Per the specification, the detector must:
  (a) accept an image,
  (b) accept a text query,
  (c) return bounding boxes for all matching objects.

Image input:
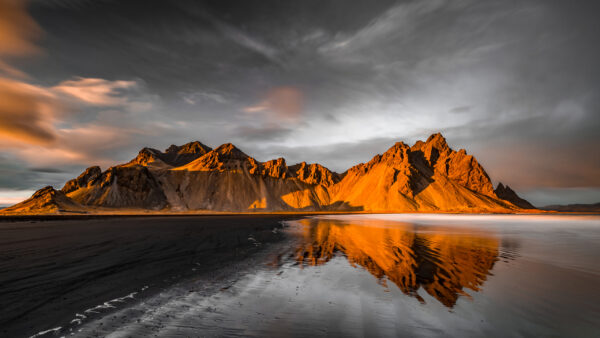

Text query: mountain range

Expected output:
[1,133,536,214]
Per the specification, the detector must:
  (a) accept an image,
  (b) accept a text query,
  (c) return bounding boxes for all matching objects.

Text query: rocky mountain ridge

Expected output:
[2,133,536,214]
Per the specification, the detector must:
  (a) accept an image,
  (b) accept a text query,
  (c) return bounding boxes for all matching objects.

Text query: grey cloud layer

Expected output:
[1,0,598,205]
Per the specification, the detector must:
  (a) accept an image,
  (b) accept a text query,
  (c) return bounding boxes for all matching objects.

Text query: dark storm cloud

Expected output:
[0,0,598,205]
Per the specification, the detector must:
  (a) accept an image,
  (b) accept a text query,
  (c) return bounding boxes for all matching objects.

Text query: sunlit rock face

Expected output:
[3,133,535,214]
[289,162,341,187]
[67,165,168,209]
[332,133,508,212]
[61,166,101,194]
[294,218,499,307]
[411,133,495,197]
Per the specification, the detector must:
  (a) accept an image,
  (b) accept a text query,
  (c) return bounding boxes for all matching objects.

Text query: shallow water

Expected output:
[60,215,600,337]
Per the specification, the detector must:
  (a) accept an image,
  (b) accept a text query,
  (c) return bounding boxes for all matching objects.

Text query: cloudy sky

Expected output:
[0,0,598,206]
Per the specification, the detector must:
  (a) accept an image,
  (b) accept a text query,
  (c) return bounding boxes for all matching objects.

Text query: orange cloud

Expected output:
[0,0,155,169]
[0,0,57,145]
[243,86,304,121]
[10,122,146,168]
[53,77,139,106]
[0,0,42,76]
[0,77,58,145]
[0,75,152,148]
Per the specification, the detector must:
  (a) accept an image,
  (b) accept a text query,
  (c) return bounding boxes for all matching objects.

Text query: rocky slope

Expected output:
[2,133,536,214]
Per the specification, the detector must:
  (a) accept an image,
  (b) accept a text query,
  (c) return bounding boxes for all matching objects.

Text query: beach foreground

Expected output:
[0,215,293,337]
[2,214,599,337]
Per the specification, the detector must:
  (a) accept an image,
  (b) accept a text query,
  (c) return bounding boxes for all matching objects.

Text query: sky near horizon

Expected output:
[0,0,598,206]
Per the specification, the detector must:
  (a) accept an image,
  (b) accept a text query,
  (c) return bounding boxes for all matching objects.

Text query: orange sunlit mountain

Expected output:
[294,218,499,307]
[1,133,535,214]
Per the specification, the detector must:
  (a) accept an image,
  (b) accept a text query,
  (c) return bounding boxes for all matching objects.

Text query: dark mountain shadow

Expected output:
[407,150,435,196]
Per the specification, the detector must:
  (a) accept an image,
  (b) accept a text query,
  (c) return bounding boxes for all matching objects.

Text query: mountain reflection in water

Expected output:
[294,218,499,307]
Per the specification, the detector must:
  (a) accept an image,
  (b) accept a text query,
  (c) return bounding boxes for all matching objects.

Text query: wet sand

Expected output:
[0,215,299,337]
[65,214,600,338]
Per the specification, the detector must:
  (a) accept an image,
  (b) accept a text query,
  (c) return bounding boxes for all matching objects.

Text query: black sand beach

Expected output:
[2,214,599,337]
[0,215,296,337]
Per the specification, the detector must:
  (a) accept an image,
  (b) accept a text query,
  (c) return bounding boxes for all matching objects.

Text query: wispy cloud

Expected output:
[181,90,229,105]
[53,77,139,106]
[318,0,450,57]
[208,16,283,66]
[176,4,285,67]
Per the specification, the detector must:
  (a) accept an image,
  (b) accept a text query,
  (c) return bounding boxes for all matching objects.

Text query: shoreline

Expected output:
[0,209,581,222]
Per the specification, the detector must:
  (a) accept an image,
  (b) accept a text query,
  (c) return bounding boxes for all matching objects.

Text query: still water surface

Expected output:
[73,214,600,337]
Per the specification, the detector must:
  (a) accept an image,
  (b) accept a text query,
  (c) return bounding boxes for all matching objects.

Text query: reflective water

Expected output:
[72,214,600,337]
[293,217,500,307]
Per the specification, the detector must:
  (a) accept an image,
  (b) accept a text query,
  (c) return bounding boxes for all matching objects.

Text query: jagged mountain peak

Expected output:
[128,141,213,168]
[127,147,168,167]
[165,144,178,153]
[426,132,449,147]
[410,132,450,154]
[214,143,248,159]
[141,147,161,154]
[135,147,162,159]
[411,133,451,159]
[382,142,411,162]
[32,186,60,199]
[62,166,102,194]
[175,143,253,172]
[263,157,287,167]
[165,141,212,155]
[256,157,290,179]
[289,161,340,187]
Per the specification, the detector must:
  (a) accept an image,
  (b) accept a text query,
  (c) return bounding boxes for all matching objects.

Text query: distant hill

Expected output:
[542,202,600,212]
[1,133,537,214]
